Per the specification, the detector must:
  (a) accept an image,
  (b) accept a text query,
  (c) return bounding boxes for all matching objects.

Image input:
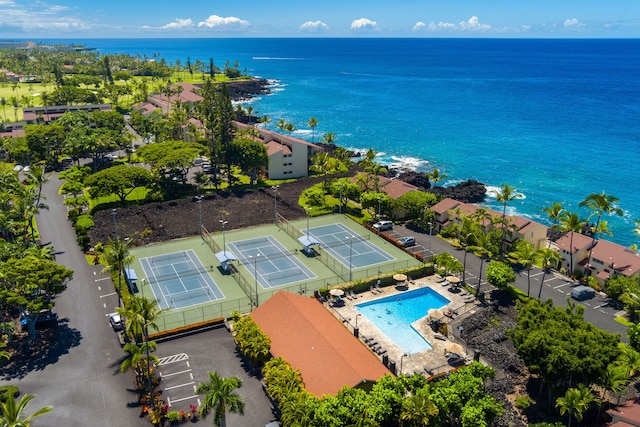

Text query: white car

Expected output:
[109,313,124,331]
[373,220,393,231]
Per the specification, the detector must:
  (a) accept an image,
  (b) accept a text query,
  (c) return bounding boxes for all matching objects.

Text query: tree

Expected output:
[468,229,499,296]
[118,295,163,412]
[137,140,205,182]
[320,132,336,144]
[559,212,586,276]
[555,384,595,427]
[508,240,537,296]
[84,165,153,206]
[485,260,516,289]
[197,371,245,427]
[307,117,319,143]
[0,257,72,339]
[101,238,134,306]
[0,393,53,427]
[510,299,620,396]
[427,168,448,187]
[535,248,562,299]
[228,137,268,185]
[543,202,565,247]
[579,191,624,273]
[400,387,438,426]
[495,184,524,260]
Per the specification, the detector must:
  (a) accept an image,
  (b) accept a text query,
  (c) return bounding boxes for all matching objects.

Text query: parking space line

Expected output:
[158,353,189,365]
[170,395,199,404]
[95,277,110,282]
[100,292,117,298]
[162,369,192,377]
[165,382,195,391]
[553,283,570,289]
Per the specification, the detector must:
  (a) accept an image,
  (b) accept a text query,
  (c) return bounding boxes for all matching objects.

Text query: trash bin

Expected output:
[389,361,397,375]
[382,354,389,367]
[353,327,359,338]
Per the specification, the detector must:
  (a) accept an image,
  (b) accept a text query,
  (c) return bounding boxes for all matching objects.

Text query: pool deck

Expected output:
[327,274,482,377]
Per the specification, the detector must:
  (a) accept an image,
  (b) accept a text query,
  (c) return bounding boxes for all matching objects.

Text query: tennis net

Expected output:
[170,287,212,305]
[146,265,211,285]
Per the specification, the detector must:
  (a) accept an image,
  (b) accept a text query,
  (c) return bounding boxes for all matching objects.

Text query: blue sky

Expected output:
[0,0,638,38]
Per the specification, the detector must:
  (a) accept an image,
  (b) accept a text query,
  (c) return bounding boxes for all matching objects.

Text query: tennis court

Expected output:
[139,250,224,310]
[228,236,316,289]
[309,223,394,268]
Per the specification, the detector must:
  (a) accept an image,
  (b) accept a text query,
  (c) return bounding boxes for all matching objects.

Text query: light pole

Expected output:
[347,236,354,282]
[355,313,361,329]
[220,219,228,251]
[339,179,343,214]
[428,222,433,255]
[196,196,203,237]
[249,254,261,307]
[272,185,279,225]
[111,209,118,240]
[377,197,382,221]
[140,278,145,298]
[400,353,408,375]
[305,207,311,239]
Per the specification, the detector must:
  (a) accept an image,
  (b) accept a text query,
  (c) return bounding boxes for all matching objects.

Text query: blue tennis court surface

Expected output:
[309,223,394,268]
[228,236,316,289]
[139,250,224,310]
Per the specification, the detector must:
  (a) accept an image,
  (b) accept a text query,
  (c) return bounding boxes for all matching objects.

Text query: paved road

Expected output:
[1,171,276,427]
[0,173,143,426]
[391,223,628,341]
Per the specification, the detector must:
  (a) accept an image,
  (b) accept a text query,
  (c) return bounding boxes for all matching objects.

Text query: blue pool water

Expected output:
[356,287,450,355]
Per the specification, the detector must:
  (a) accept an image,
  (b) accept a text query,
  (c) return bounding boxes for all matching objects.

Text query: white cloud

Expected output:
[564,18,584,28]
[161,18,193,29]
[299,20,329,32]
[426,16,491,32]
[350,18,378,31]
[428,21,456,31]
[459,16,491,31]
[197,15,249,30]
[0,0,16,5]
[413,21,426,31]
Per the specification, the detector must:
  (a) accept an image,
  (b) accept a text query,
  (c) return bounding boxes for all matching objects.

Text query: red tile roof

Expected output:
[431,198,462,215]
[591,239,640,277]
[555,232,594,254]
[381,179,419,199]
[251,291,390,397]
[607,399,640,426]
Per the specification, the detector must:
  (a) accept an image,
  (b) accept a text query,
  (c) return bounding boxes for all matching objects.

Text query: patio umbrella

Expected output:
[446,276,461,284]
[428,308,444,320]
[444,342,464,354]
[393,273,408,282]
[329,288,345,297]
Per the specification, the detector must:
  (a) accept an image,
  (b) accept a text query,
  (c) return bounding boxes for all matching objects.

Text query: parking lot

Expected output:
[157,353,200,409]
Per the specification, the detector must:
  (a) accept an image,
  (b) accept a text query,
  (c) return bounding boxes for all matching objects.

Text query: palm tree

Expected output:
[118,295,163,412]
[535,248,562,299]
[616,344,640,378]
[597,363,628,411]
[560,212,586,276]
[120,341,159,388]
[427,168,448,187]
[363,162,388,192]
[508,240,537,297]
[468,229,499,296]
[0,97,7,121]
[0,393,53,427]
[101,238,134,307]
[555,384,595,427]
[543,202,565,247]
[197,371,245,427]
[451,214,480,285]
[24,164,49,207]
[579,191,624,274]
[320,132,336,144]
[307,117,318,143]
[495,184,524,260]
[401,388,439,426]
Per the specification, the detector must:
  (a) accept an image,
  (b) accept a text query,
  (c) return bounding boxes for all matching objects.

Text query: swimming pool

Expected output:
[356,287,450,354]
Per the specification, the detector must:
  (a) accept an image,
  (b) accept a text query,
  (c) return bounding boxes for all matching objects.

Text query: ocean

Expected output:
[42,38,640,247]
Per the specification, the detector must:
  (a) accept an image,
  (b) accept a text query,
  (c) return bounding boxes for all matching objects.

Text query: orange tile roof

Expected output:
[251,291,390,397]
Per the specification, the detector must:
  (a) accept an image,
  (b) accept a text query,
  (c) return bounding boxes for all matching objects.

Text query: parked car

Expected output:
[570,285,596,301]
[398,236,416,247]
[109,313,124,331]
[373,220,393,231]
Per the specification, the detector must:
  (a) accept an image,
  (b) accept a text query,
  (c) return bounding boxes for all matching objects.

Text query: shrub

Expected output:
[514,395,535,410]
[75,214,95,232]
